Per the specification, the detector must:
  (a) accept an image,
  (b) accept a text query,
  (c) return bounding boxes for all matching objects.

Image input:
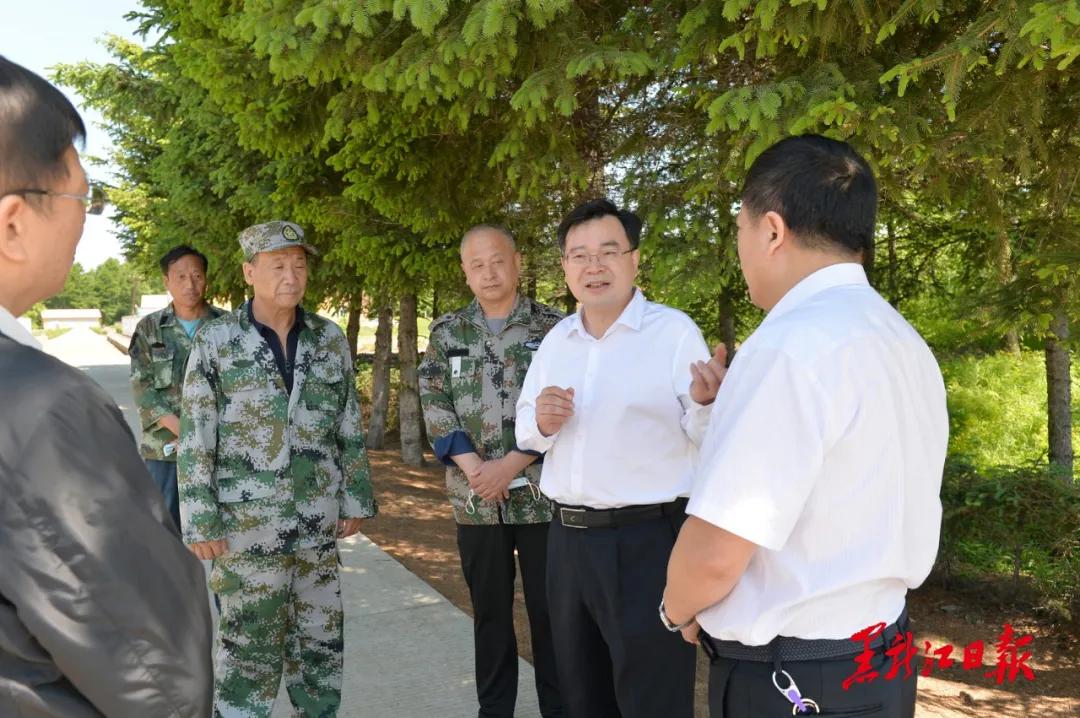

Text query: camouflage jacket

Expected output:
[419,295,563,525]
[177,303,376,555]
[129,303,226,461]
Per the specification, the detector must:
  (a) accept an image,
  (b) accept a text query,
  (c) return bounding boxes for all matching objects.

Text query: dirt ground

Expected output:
[361,449,1080,718]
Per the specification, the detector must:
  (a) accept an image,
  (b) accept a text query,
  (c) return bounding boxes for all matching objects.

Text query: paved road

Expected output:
[39,328,543,717]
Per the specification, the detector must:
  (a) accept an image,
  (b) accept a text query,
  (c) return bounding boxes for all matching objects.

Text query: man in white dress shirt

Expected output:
[516,198,726,718]
[662,135,948,717]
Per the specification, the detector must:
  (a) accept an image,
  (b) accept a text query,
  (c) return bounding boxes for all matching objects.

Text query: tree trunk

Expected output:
[562,286,576,316]
[525,244,538,300]
[885,218,899,307]
[366,302,393,449]
[718,289,736,359]
[1045,305,1073,481]
[995,229,1021,354]
[345,295,362,365]
[397,293,424,466]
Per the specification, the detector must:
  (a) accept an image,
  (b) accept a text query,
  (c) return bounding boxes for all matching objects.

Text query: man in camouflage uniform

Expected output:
[419,225,565,718]
[178,221,376,718]
[130,245,225,529]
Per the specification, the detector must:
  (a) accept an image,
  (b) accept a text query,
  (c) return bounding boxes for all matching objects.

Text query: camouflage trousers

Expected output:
[209,543,343,718]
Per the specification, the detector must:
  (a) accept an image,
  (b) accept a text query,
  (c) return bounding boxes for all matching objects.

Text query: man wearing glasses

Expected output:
[0,56,212,716]
[516,198,727,717]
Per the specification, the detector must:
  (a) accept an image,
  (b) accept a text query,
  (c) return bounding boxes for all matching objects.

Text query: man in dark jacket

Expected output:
[0,56,213,717]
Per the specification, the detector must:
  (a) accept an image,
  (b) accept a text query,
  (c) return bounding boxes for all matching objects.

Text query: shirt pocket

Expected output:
[450,355,483,413]
[513,334,544,388]
[150,344,175,389]
[214,468,277,503]
[303,359,344,414]
[220,373,271,424]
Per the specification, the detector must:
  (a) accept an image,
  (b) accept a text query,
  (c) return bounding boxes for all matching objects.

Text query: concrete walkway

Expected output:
[40,328,543,717]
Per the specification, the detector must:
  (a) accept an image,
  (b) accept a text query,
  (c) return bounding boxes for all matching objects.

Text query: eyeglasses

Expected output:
[2,188,102,214]
[563,248,634,266]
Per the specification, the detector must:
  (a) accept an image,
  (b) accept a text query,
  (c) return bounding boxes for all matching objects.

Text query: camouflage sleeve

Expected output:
[418,328,475,464]
[334,336,376,520]
[128,324,173,431]
[177,332,224,544]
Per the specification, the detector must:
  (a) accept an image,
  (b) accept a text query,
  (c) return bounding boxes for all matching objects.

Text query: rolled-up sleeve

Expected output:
[419,332,478,464]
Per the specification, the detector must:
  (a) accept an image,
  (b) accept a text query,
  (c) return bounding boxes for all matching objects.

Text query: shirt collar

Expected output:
[159,303,177,327]
[0,305,42,350]
[567,288,646,339]
[245,301,306,336]
[164,302,223,327]
[463,293,530,334]
[764,263,869,324]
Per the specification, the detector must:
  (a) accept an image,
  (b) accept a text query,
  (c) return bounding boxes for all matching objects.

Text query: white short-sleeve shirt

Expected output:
[689,263,948,645]
[516,289,712,508]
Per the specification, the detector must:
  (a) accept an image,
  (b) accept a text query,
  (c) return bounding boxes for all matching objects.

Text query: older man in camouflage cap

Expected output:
[178,220,376,717]
[419,225,565,718]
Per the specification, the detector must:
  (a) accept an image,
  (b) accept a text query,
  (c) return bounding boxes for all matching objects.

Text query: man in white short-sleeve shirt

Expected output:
[662,135,948,718]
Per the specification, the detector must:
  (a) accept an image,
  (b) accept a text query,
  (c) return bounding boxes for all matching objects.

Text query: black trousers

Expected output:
[706,642,917,717]
[457,522,563,718]
[546,508,696,718]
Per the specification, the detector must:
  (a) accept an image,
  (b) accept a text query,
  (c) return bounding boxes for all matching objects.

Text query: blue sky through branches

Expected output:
[2,0,144,269]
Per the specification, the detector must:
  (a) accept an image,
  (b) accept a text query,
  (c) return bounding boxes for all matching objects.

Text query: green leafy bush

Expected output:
[938,460,1080,623]
[940,351,1079,478]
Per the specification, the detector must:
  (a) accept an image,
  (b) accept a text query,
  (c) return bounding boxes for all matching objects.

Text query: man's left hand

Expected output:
[468,458,516,501]
[337,517,364,538]
[690,343,728,405]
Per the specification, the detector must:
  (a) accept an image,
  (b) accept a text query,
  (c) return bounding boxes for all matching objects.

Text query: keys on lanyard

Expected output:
[772,669,820,714]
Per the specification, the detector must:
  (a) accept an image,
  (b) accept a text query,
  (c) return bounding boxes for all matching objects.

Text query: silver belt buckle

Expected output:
[559,507,588,529]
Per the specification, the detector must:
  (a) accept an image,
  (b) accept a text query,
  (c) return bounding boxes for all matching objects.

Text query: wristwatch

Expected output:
[658,598,695,632]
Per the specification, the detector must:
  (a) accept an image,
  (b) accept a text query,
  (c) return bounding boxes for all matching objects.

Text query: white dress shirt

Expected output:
[689,263,948,645]
[516,289,711,508]
[0,305,41,350]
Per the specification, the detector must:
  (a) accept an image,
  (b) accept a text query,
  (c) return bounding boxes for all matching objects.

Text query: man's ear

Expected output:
[0,195,31,263]
[241,261,255,287]
[763,211,790,257]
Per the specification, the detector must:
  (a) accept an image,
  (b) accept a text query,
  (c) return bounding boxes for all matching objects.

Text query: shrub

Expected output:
[937,459,1080,623]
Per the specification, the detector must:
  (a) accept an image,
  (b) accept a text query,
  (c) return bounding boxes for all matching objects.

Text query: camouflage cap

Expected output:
[238,221,319,261]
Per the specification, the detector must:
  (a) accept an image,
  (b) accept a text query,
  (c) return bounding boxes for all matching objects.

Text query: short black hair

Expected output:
[159,245,209,274]
[556,198,642,252]
[741,135,877,256]
[0,56,86,196]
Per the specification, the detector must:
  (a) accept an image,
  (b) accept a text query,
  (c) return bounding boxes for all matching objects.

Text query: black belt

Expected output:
[701,606,910,663]
[555,497,687,529]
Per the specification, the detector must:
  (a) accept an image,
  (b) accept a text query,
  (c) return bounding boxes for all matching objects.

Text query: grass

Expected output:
[43,327,71,340]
